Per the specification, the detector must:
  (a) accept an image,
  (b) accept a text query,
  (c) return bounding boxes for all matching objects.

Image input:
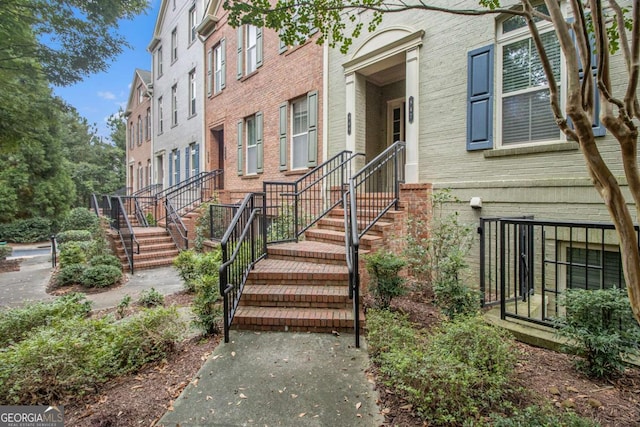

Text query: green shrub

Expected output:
[58,240,92,255]
[365,250,406,309]
[368,313,517,425]
[137,288,165,307]
[173,249,200,292]
[54,263,86,287]
[365,309,425,362]
[0,307,183,405]
[59,242,87,266]
[89,254,122,270]
[0,245,12,259]
[80,265,122,288]
[490,405,600,427]
[556,287,640,378]
[433,273,480,319]
[192,273,222,335]
[56,229,93,244]
[0,217,52,243]
[61,207,99,232]
[117,295,132,319]
[145,212,157,227]
[267,205,297,242]
[0,293,91,348]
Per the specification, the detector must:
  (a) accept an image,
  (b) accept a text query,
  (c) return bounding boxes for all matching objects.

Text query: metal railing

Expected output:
[110,196,139,273]
[219,192,267,343]
[210,204,240,241]
[132,183,162,197]
[263,151,360,243]
[121,196,149,227]
[156,170,223,223]
[90,194,112,217]
[345,141,406,348]
[164,199,189,250]
[480,217,635,328]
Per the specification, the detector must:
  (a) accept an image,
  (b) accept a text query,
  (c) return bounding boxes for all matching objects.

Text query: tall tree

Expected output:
[224,0,640,323]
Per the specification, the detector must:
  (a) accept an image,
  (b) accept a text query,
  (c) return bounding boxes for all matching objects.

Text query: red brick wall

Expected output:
[202,7,324,200]
[126,73,152,193]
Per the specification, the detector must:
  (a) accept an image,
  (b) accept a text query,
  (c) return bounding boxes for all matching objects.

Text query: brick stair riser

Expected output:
[132,251,179,261]
[240,287,351,309]
[316,218,389,236]
[232,315,357,333]
[116,242,176,253]
[329,208,404,222]
[304,230,382,251]
[246,276,349,286]
[266,252,346,266]
[123,258,176,272]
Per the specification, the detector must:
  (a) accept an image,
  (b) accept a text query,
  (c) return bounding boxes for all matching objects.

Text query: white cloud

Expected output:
[98,91,117,100]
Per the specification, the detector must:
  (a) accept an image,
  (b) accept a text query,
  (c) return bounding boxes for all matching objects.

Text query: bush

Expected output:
[556,287,640,378]
[54,263,86,287]
[80,265,122,288]
[490,405,600,427]
[365,309,425,362]
[89,254,122,270]
[56,229,93,244]
[173,250,200,292]
[59,242,87,266]
[365,250,406,309]
[367,312,518,425]
[137,288,165,307]
[193,273,222,335]
[0,293,91,348]
[433,274,480,319]
[0,217,52,243]
[267,205,297,242]
[0,245,12,260]
[61,207,99,232]
[0,307,183,405]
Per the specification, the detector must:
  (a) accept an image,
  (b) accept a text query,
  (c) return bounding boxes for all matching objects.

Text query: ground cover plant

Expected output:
[0,296,185,405]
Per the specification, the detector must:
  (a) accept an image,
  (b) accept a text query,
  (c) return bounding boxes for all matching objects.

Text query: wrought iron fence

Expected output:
[164,199,189,250]
[479,217,636,328]
[110,196,139,273]
[157,170,223,223]
[263,151,360,244]
[346,141,406,348]
[219,192,267,343]
[210,204,240,241]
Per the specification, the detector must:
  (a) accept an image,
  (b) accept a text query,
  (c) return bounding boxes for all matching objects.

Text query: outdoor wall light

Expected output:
[470,197,482,209]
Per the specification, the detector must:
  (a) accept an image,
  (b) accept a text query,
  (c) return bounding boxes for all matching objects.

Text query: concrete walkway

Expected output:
[159,331,383,427]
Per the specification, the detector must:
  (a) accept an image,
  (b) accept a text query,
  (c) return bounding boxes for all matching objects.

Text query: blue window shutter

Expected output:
[307,91,318,167]
[168,151,173,186]
[467,45,494,151]
[279,102,288,171]
[256,27,263,68]
[256,112,263,173]
[571,21,605,137]
[185,146,191,179]
[175,150,181,184]
[237,27,243,80]
[220,38,226,89]
[194,144,200,176]
[237,120,244,176]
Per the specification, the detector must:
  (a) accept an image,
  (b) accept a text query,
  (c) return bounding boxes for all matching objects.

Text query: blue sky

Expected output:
[53,1,161,141]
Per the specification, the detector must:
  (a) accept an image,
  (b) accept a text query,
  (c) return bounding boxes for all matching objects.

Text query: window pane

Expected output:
[292,134,308,169]
[502,4,549,33]
[247,146,257,174]
[502,89,558,144]
[567,248,625,290]
[292,99,308,134]
[503,32,560,94]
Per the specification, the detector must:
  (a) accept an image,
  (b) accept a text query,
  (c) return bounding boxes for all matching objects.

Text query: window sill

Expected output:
[188,113,197,120]
[483,141,579,158]
[283,168,310,176]
[240,70,258,82]
[240,174,261,180]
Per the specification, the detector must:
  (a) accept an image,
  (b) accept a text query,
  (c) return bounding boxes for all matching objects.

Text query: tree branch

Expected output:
[620,0,640,119]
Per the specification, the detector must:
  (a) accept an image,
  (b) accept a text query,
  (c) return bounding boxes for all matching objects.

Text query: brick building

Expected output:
[124,69,152,194]
[197,0,324,203]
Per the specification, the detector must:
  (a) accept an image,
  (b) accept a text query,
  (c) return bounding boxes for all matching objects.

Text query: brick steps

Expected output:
[246,259,349,285]
[316,216,392,236]
[305,228,383,250]
[112,226,179,272]
[241,284,350,308]
[267,241,347,265]
[232,306,359,333]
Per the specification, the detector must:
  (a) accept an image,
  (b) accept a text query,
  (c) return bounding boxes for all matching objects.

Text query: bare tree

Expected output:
[224,0,640,323]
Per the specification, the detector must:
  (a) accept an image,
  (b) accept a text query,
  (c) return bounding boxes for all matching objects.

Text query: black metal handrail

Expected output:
[120,196,149,227]
[263,151,361,244]
[157,170,223,223]
[90,194,112,217]
[164,198,189,250]
[90,194,101,216]
[110,196,140,274]
[219,192,267,343]
[345,141,406,348]
[132,183,162,197]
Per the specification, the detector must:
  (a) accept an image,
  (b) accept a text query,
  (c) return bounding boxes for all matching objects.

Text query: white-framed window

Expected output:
[171,28,178,62]
[213,41,225,94]
[188,69,196,116]
[145,107,151,140]
[189,142,198,177]
[137,163,144,191]
[171,84,178,126]
[246,115,257,175]
[171,148,180,185]
[147,159,152,187]
[137,85,144,104]
[157,46,163,77]
[291,97,308,170]
[564,246,625,291]
[189,6,197,44]
[497,5,562,146]
[129,121,134,150]
[207,48,213,96]
[137,115,142,145]
[246,25,258,74]
[158,96,164,134]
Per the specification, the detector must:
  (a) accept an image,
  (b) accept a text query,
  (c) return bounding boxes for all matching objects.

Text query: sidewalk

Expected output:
[159,330,383,427]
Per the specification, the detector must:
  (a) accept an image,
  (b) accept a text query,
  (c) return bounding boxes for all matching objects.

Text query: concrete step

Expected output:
[240,284,350,309]
[232,306,358,333]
